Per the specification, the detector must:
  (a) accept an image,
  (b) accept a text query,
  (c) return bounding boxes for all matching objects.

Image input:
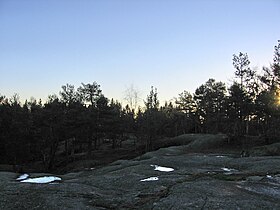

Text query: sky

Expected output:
[0,0,279,105]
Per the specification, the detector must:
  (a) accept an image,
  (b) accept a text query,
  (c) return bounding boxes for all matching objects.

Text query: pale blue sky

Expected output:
[0,0,279,104]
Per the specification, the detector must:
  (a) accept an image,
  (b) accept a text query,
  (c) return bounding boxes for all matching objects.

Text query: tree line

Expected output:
[0,40,279,170]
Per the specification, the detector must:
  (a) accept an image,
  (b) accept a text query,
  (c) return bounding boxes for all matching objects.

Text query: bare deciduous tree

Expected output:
[124,84,141,110]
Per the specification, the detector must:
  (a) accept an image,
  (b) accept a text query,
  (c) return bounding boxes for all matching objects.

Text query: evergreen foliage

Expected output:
[1,41,280,170]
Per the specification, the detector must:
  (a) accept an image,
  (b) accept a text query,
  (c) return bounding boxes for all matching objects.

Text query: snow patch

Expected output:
[85,167,95,171]
[151,165,174,172]
[140,177,159,182]
[221,167,232,172]
[20,176,61,184]
[16,174,29,181]
[221,167,237,172]
[216,155,226,158]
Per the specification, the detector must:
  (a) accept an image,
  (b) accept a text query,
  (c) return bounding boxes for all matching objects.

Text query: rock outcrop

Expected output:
[1,143,280,209]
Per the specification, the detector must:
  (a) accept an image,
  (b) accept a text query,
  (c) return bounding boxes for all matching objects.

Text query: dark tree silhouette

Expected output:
[1,40,280,172]
[194,79,227,133]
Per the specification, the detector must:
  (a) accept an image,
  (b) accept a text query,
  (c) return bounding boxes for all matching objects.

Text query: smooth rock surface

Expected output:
[1,145,280,209]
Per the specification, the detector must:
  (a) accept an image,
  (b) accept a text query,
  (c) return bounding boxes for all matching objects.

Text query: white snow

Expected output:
[151,165,174,172]
[221,167,237,172]
[20,176,61,184]
[140,177,159,182]
[16,174,29,181]
[216,155,226,158]
[266,175,272,178]
[85,167,95,170]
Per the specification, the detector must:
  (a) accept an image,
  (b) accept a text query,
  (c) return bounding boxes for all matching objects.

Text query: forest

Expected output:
[0,40,280,171]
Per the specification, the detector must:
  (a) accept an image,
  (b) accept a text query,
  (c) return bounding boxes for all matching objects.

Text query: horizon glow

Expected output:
[0,0,279,105]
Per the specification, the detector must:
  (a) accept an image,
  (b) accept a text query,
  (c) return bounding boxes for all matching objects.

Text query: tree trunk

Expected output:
[87,137,92,158]
[48,138,58,171]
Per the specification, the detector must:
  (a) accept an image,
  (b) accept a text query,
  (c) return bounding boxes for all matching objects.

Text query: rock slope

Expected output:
[1,145,280,209]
